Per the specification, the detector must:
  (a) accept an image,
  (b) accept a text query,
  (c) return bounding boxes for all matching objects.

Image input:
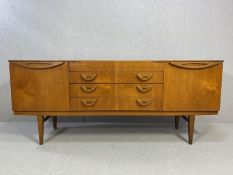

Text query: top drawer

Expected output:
[69,61,164,72]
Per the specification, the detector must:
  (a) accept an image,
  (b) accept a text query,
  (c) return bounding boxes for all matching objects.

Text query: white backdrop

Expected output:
[0,0,232,122]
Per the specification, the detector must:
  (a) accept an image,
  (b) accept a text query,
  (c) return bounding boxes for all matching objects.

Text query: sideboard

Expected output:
[9,60,223,144]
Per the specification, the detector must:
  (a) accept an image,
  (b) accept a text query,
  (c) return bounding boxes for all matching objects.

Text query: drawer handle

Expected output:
[137,73,153,81]
[12,61,64,69]
[136,85,152,93]
[80,73,97,81]
[81,99,97,107]
[81,85,97,93]
[169,62,220,69]
[136,98,152,106]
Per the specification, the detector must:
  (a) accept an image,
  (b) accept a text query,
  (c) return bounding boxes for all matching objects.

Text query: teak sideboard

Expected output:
[9,60,223,145]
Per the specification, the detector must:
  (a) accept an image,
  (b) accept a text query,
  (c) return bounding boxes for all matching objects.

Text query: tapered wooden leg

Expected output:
[52,116,57,129]
[37,115,44,145]
[175,116,180,129]
[188,115,195,144]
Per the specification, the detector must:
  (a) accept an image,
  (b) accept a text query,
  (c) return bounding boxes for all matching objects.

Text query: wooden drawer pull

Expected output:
[13,62,64,69]
[136,85,152,93]
[80,73,97,81]
[170,62,220,69]
[137,73,153,81]
[81,99,97,107]
[81,85,97,93]
[136,98,152,106]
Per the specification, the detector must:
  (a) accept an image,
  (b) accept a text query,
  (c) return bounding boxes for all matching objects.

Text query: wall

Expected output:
[0,0,233,123]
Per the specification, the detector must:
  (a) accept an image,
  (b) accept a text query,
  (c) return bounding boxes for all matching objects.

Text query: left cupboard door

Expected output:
[9,61,70,111]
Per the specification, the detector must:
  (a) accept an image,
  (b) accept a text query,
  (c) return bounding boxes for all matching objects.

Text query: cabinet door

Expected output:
[163,61,223,111]
[10,61,69,111]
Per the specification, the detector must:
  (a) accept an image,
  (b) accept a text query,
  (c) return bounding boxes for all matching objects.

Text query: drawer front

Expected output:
[70,84,116,97]
[70,84,163,97]
[118,84,163,97]
[70,97,116,111]
[115,61,164,71]
[116,72,163,83]
[69,61,115,71]
[69,61,164,72]
[70,97,163,111]
[118,97,163,111]
[69,72,163,83]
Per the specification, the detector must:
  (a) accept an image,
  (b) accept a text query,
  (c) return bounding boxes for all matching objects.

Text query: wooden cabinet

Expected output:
[9,60,223,145]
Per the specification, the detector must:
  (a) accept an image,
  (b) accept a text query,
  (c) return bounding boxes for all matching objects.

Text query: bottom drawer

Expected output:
[70,97,163,111]
[70,97,115,111]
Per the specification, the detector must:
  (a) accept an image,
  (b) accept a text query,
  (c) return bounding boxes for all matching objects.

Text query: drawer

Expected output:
[115,61,164,71]
[70,84,163,97]
[69,61,164,72]
[70,97,115,111]
[118,84,163,97]
[70,84,116,97]
[118,97,163,111]
[70,97,163,111]
[69,61,115,71]
[69,72,164,83]
[116,72,163,83]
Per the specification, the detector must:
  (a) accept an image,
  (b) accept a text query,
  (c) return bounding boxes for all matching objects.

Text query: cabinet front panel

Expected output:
[163,62,223,111]
[10,62,70,111]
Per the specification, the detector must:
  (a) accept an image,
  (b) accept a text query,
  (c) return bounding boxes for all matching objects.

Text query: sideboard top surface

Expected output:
[8,59,224,62]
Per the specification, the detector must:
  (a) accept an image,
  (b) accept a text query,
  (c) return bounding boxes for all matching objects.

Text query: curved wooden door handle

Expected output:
[137,73,153,81]
[81,99,97,107]
[136,85,152,93]
[12,61,64,69]
[136,98,152,106]
[80,73,97,81]
[81,85,97,93]
[169,62,220,69]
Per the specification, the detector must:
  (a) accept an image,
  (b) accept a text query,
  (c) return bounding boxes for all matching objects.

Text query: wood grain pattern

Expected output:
[163,62,223,111]
[9,62,70,111]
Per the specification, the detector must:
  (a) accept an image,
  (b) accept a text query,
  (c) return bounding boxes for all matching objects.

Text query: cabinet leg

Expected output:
[175,116,180,129]
[37,115,44,145]
[188,115,195,144]
[52,116,57,129]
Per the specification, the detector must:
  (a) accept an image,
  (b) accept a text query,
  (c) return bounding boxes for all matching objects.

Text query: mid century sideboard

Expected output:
[9,60,223,145]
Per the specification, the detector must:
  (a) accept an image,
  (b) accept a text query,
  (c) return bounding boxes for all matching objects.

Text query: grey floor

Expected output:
[0,121,233,175]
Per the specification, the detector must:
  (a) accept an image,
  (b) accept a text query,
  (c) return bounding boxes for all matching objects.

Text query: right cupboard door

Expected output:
[163,61,223,111]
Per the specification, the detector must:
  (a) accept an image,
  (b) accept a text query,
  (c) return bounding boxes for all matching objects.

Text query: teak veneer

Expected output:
[9,60,223,145]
